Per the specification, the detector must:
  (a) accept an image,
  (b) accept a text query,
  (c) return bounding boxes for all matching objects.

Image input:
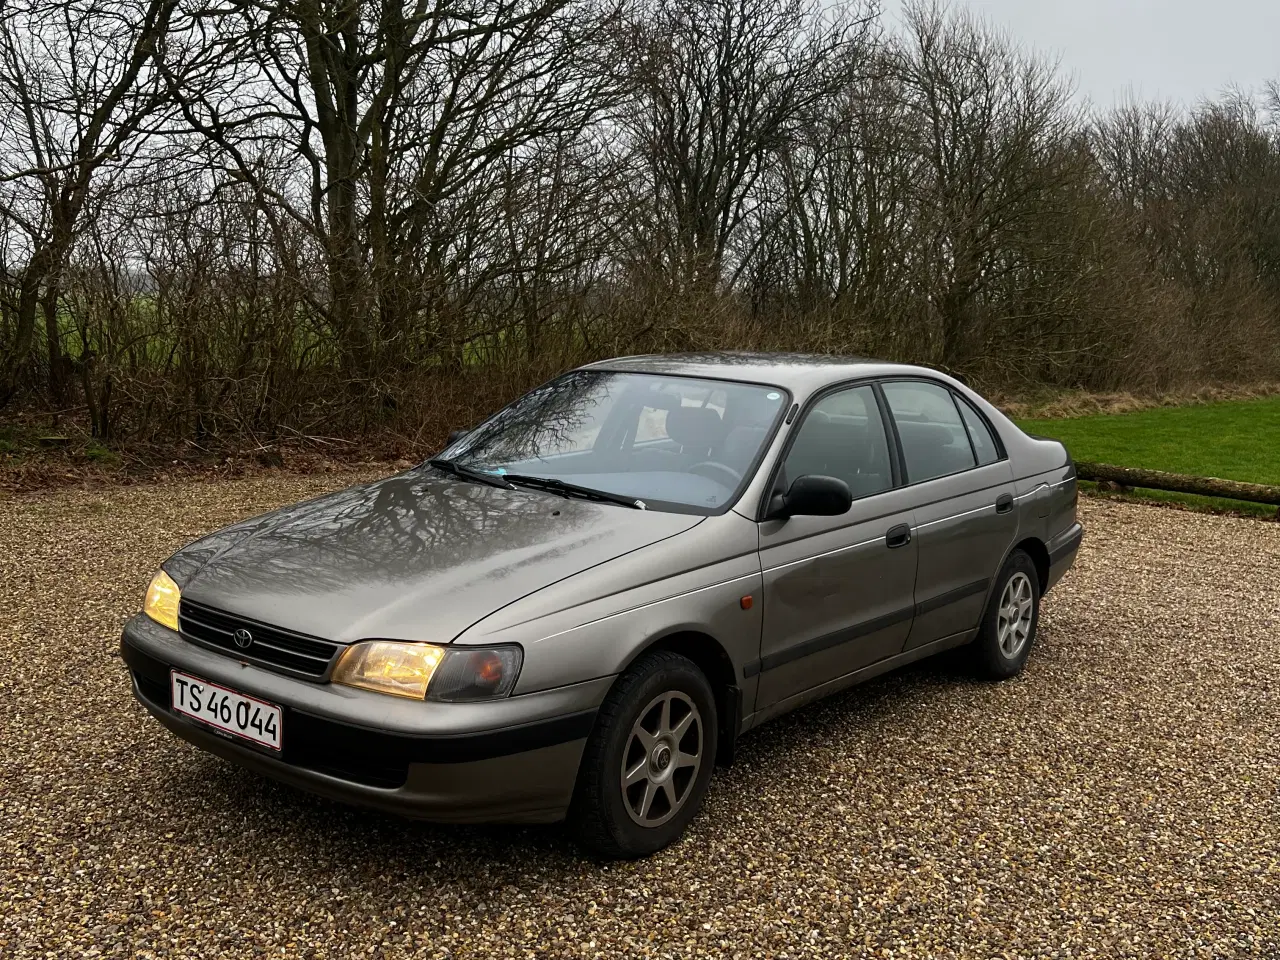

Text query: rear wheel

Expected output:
[969,549,1040,679]
[569,651,717,858]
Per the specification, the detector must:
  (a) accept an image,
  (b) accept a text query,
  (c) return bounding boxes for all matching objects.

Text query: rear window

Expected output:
[881,380,977,483]
[956,396,1001,465]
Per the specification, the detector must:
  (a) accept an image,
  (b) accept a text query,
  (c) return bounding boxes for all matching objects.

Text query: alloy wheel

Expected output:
[996,571,1034,658]
[620,691,704,827]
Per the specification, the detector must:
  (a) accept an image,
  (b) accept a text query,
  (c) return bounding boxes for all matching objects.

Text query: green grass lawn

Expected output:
[1017,397,1280,484]
[1016,396,1280,517]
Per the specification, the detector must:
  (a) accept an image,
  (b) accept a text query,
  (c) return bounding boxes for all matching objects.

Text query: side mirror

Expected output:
[771,475,852,519]
[447,429,469,445]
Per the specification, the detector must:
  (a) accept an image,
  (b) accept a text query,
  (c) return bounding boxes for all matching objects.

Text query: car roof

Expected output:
[578,352,951,394]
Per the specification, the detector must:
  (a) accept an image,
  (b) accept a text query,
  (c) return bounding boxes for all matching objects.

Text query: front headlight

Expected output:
[331,641,522,702]
[144,570,181,630]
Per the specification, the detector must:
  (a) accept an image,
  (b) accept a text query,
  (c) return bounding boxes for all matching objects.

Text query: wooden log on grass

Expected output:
[1076,461,1280,506]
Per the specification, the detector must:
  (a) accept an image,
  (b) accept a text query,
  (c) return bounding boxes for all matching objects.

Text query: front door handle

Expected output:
[995,493,1014,514]
[885,523,911,549]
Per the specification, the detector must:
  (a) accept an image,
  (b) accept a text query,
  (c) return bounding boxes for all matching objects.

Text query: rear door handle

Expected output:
[885,524,911,548]
[995,493,1014,514]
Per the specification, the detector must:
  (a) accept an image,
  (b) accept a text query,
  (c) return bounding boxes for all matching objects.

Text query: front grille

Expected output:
[178,599,340,679]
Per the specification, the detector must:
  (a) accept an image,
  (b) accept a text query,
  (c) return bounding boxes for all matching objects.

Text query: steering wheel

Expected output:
[687,461,743,487]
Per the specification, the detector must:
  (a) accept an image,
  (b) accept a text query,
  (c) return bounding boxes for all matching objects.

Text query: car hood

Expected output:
[167,468,702,644]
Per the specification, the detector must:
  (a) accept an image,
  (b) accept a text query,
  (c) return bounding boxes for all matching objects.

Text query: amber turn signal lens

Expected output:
[425,646,522,702]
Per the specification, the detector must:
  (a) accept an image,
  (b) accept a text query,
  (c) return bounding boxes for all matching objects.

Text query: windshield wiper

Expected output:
[502,474,646,510]
[428,458,516,490]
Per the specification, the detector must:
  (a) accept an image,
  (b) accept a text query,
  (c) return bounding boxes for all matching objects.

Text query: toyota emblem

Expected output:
[232,628,253,649]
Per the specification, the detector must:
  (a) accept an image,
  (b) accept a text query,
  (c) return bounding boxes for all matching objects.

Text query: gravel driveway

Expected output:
[2,474,1278,958]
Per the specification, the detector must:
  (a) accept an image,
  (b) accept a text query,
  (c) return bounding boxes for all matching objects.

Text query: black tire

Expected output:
[969,549,1041,680]
[569,650,718,859]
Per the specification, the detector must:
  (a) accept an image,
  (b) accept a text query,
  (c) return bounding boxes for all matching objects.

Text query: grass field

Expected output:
[1017,396,1280,516]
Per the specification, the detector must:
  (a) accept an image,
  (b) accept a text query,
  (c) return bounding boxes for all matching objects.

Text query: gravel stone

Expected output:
[2,476,1278,958]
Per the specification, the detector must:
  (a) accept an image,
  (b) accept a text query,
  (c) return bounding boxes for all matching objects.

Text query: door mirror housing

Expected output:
[771,475,852,519]
[447,429,469,445]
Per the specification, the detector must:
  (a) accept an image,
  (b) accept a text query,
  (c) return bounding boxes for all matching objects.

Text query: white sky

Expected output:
[882,0,1280,108]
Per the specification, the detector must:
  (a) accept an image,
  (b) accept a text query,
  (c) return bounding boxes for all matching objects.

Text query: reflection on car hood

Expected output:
[167,469,702,644]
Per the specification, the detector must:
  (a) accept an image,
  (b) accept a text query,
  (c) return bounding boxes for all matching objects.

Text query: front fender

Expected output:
[455,512,764,700]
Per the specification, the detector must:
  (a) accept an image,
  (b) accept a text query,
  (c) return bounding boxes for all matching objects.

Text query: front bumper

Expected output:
[121,615,611,823]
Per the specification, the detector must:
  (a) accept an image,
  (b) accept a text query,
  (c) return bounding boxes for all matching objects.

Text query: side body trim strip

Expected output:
[746,577,990,677]
[913,577,991,616]
[744,605,915,677]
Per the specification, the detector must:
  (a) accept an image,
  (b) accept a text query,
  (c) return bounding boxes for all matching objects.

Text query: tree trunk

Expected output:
[1077,461,1280,506]
[0,248,55,405]
[43,283,67,404]
[80,350,110,439]
[1,212,77,407]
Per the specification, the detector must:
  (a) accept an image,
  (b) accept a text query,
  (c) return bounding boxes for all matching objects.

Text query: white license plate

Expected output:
[170,670,282,751]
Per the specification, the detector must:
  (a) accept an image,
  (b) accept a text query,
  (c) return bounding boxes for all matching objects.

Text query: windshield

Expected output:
[442,371,789,513]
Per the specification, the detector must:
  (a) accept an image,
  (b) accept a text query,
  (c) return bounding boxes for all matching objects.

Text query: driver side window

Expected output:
[784,385,893,500]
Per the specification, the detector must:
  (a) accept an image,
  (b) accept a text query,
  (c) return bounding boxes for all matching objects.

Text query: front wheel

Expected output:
[969,549,1041,679]
[569,651,717,858]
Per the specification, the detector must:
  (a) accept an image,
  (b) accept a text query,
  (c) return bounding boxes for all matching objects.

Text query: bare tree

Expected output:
[1,0,1279,444]
[0,0,198,407]
[618,0,875,294]
[743,39,923,344]
[897,1,1080,369]
[163,0,624,385]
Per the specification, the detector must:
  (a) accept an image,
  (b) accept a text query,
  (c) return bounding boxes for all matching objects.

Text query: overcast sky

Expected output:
[883,0,1280,108]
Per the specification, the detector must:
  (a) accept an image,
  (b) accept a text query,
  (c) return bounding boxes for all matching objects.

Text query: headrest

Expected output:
[795,417,846,447]
[897,420,954,448]
[721,425,768,463]
[666,405,724,449]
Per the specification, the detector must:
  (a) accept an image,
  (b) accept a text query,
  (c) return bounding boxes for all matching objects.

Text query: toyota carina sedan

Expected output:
[122,354,1082,857]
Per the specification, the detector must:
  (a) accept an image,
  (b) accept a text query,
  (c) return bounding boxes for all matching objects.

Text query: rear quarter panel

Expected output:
[947,384,1077,536]
[1004,431,1080,587]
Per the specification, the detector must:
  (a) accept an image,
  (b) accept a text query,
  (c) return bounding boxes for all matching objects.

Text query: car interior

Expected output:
[782,410,890,499]
[492,377,992,509]
[893,418,977,482]
[773,382,991,499]
[497,384,784,509]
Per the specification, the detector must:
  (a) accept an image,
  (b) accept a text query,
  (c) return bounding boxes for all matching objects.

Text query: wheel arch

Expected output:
[1011,536,1050,594]
[616,628,742,766]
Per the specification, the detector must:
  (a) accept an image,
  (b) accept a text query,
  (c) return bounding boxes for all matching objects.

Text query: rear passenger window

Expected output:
[956,397,1001,465]
[783,385,893,499]
[881,381,977,483]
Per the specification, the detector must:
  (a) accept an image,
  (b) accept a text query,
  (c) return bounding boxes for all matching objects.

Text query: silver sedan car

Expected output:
[122,354,1082,857]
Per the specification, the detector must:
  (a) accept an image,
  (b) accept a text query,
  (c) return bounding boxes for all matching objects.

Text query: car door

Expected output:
[754,383,919,712]
[879,380,1018,652]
